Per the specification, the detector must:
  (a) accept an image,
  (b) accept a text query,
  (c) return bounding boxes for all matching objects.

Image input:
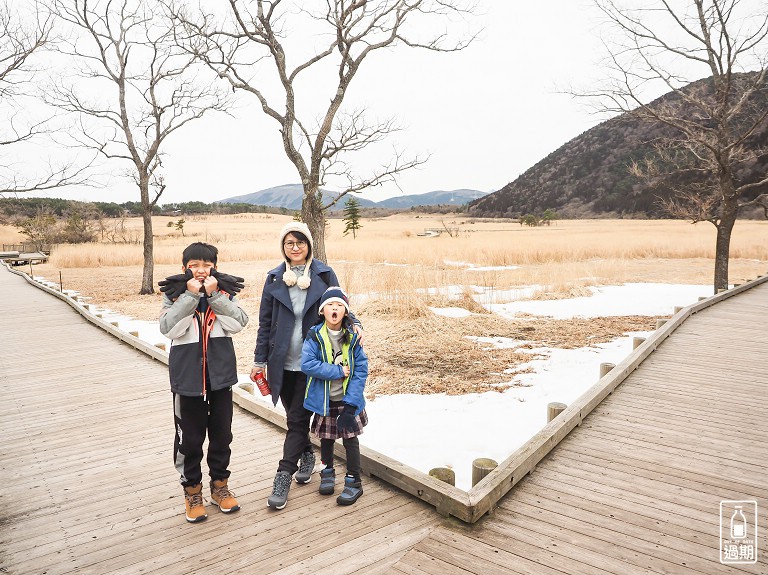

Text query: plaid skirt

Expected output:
[311,401,368,440]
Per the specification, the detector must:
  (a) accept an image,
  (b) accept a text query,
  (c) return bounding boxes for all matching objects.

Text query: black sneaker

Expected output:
[295,450,316,484]
[336,475,363,505]
[267,471,292,510]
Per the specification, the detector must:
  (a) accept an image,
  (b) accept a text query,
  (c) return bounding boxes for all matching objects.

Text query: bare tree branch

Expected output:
[170,0,478,261]
[578,0,768,291]
[0,2,96,196]
[48,0,232,294]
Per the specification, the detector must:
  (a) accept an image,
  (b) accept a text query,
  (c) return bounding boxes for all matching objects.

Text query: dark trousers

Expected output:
[320,437,361,478]
[277,370,313,475]
[173,387,233,487]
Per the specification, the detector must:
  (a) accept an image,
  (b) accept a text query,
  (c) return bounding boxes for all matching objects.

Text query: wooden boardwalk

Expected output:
[1,266,766,574]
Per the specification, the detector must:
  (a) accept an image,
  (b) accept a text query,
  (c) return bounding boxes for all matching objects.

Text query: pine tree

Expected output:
[342,197,363,238]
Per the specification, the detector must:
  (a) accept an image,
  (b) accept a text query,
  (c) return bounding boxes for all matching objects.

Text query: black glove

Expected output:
[211,269,245,295]
[337,404,357,435]
[158,269,193,300]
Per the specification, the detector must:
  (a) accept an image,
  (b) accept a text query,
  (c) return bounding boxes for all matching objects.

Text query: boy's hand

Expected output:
[341,364,350,378]
[158,269,192,300]
[202,275,218,296]
[187,276,204,294]
[210,269,245,294]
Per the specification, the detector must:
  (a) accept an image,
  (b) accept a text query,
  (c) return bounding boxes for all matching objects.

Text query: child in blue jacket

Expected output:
[302,286,368,505]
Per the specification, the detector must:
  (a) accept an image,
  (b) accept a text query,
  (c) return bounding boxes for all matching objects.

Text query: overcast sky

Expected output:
[20,1,711,205]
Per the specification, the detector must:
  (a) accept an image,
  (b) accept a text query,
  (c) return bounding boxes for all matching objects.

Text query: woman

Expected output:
[251,221,362,510]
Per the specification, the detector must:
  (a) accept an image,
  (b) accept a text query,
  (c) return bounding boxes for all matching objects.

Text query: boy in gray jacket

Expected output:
[159,242,248,523]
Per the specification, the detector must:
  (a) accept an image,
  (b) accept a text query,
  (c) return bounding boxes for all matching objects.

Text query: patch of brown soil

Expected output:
[358,299,662,396]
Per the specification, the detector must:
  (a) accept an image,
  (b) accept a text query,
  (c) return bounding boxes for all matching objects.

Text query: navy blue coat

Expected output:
[254,259,342,405]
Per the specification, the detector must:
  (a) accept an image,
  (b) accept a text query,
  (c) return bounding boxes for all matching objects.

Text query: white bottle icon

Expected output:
[731,506,747,539]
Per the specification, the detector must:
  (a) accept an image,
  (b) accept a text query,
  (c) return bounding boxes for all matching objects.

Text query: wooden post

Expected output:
[129,331,140,337]
[429,467,456,486]
[698,296,707,301]
[59,271,63,293]
[673,306,684,314]
[110,321,119,327]
[155,343,166,351]
[632,336,646,349]
[472,458,498,487]
[599,363,615,378]
[547,402,567,422]
[655,319,667,329]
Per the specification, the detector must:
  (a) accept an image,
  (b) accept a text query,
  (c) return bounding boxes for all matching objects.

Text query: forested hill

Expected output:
[468,73,768,218]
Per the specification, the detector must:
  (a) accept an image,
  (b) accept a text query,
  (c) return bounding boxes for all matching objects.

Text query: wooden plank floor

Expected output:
[0,268,440,575]
[393,281,768,574]
[3,266,767,574]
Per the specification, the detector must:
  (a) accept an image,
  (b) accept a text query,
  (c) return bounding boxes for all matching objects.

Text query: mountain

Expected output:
[376,189,488,209]
[218,184,488,210]
[468,73,768,218]
[218,184,376,211]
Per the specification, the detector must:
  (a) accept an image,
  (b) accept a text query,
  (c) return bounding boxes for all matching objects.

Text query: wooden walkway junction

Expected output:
[1,264,766,574]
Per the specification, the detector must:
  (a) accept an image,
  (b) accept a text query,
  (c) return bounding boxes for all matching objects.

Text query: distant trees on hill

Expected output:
[0,197,287,221]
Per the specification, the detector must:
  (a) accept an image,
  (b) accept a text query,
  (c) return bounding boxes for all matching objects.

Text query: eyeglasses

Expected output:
[284,240,307,250]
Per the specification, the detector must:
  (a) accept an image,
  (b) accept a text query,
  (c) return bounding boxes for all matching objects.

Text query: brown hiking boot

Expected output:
[183,484,208,523]
[210,478,240,513]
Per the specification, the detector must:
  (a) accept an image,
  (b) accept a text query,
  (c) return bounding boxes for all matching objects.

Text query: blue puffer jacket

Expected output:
[301,323,368,417]
[254,259,341,405]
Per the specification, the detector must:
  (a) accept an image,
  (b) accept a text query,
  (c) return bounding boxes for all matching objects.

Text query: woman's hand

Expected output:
[249,366,265,382]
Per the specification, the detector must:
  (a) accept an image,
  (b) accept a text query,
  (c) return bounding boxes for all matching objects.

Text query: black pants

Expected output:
[173,387,233,487]
[277,370,313,475]
[321,436,361,478]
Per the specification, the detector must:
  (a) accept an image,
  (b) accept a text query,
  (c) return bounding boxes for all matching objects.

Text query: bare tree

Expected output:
[582,0,768,292]
[49,0,230,294]
[0,2,91,195]
[171,0,476,262]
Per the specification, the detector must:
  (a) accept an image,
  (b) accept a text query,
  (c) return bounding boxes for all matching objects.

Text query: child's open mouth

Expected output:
[331,312,339,321]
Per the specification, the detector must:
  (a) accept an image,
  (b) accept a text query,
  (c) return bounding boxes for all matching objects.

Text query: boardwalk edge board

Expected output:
[5,259,766,523]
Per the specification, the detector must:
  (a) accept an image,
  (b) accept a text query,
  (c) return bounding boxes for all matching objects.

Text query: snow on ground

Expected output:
[418,283,541,306]
[32,276,711,490]
[444,259,520,272]
[487,283,714,319]
[362,332,650,491]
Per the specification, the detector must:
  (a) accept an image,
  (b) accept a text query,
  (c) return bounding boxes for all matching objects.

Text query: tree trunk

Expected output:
[303,185,327,263]
[139,177,155,295]
[713,200,738,293]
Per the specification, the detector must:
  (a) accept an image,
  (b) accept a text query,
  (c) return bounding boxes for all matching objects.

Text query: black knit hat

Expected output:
[319,286,350,315]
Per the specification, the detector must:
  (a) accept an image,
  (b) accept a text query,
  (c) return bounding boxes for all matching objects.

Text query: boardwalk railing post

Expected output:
[674,306,684,314]
[429,467,456,486]
[656,319,667,329]
[472,458,498,487]
[632,336,646,350]
[547,402,567,422]
[599,363,616,378]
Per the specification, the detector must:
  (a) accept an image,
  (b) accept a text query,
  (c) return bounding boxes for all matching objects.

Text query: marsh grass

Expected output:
[7,214,767,395]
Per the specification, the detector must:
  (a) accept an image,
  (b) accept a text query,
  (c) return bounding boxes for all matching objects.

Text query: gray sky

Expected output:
[20,1,709,205]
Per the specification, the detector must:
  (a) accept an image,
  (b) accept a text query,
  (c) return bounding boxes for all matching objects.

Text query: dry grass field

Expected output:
[4,214,767,394]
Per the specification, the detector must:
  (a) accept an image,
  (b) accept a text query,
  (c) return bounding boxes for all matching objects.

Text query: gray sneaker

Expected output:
[267,471,292,510]
[294,451,316,484]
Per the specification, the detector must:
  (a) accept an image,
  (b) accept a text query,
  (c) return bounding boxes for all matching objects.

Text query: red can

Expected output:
[253,372,271,396]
